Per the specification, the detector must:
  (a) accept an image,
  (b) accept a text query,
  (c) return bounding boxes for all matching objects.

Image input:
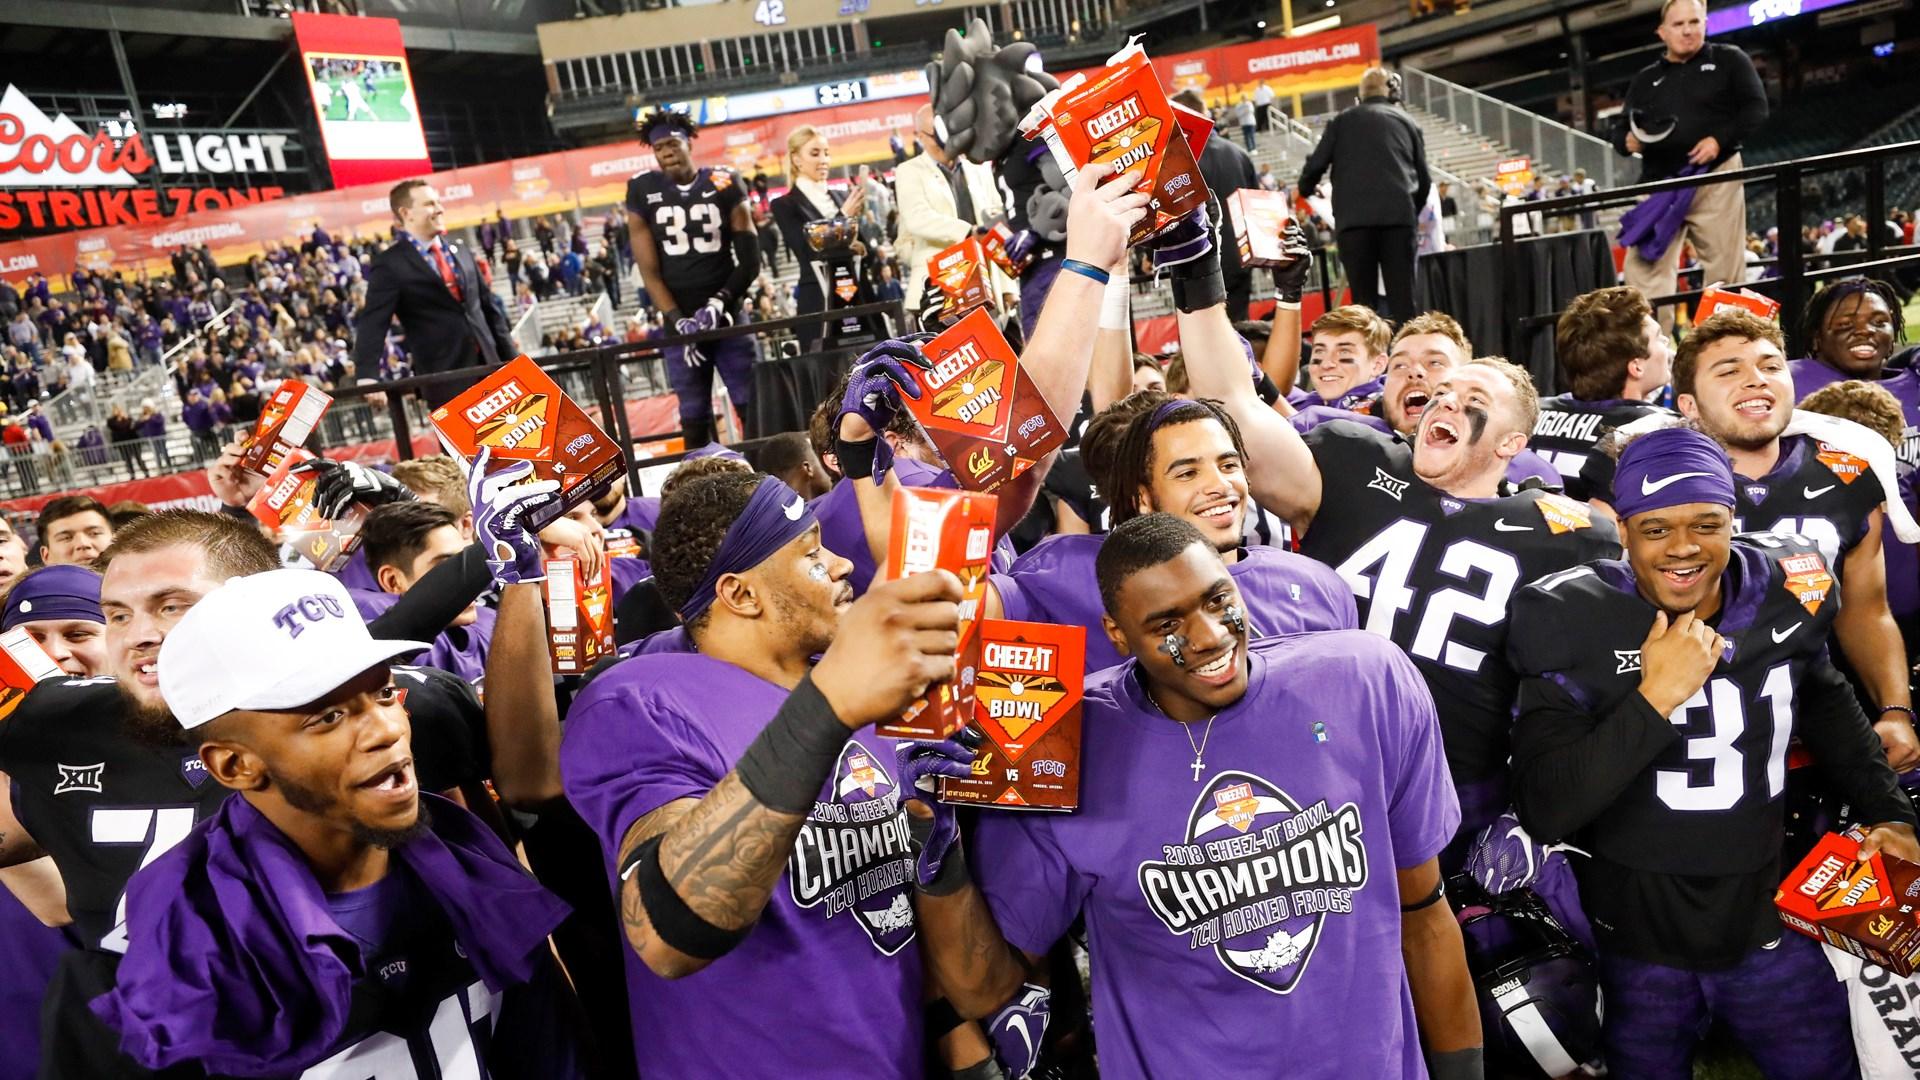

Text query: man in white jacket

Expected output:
[891,105,1009,320]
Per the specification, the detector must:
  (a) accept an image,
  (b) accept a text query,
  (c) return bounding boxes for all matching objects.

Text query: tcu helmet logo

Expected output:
[272,593,347,638]
[1138,771,1368,994]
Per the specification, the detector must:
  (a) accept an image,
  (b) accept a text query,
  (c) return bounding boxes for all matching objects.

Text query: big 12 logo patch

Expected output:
[1137,771,1368,993]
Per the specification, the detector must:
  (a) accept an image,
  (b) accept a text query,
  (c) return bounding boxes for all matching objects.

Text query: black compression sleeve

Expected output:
[735,675,850,814]
[723,230,761,311]
[368,543,491,642]
[1508,677,1682,844]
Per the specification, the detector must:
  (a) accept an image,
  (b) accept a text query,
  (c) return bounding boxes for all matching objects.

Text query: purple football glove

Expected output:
[467,447,560,587]
[693,296,732,332]
[1002,228,1037,272]
[986,983,1051,1079]
[895,730,979,892]
[839,338,932,481]
[1271,222,1315,304]
[1149,205,1214,272]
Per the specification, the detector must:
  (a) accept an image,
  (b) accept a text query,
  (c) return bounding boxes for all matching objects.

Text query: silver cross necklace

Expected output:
[1180,715,1218,782]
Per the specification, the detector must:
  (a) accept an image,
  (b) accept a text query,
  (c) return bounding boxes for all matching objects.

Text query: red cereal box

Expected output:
[902,307,1068,494]
[939,620,1084,811]
[240,380,331,475]
[1226,188,1299,268]
[1777,826,1920,975]
[429,356,625,531]
[604,528,644,561]
[542,556,616,676]
[0,627,62,722]
[1695,285,1781,325]
[928,236,995,323]
[247,448,366,573]
[1022,39,1209,246]
[980,221,1030,277]
[876,486,995,740]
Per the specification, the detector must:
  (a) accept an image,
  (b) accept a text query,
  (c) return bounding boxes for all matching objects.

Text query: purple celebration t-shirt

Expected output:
[560,653,923,1078]
[991,534,1357,674]
[972,631,1458,1079]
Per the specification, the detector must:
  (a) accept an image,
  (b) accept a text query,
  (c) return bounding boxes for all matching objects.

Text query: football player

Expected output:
[1174,225,1620,859]
[1286,304,1392,411]
[627,108,763,448]
[94,568,586,1078]
[560,471,971,1077]
[910,513,1483,1080]
[1533,285,1676,503]
[0,494,558,1076]
[1505,424,1917,1077]
[1672,309,1920,769]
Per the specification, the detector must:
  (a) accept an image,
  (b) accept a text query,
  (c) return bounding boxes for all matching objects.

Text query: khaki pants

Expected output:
[1623,152,1747,329]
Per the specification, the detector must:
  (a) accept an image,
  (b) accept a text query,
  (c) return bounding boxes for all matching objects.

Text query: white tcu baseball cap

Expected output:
[158,568,430,731]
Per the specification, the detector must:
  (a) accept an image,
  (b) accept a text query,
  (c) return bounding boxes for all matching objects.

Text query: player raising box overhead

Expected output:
[627,107,763,448]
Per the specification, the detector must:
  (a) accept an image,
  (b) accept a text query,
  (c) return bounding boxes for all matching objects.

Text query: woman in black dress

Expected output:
[769,125,870,353]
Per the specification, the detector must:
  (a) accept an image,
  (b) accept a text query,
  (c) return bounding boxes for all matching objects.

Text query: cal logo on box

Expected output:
[430,356,625,531]
[1696,285,1781,325]
[1023,40,1209,246]
[1777,826,1920,976]
[928,236,994,323]
[903,308,1068,494]
[543,556,615,676]
[1226,188,1299,269]
[876,486,996,740]
[939,620,1084,812]
[246,448,366,573]
[240,381,331,475]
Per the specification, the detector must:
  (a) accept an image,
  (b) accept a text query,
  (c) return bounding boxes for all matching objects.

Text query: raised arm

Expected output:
[1087,259,1135,416]
[1018,162,1149,421]
[1259,224,1315,396]
[614,572,964,979]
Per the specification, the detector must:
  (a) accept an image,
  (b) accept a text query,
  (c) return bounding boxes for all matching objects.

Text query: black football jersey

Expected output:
[625,166,746,312]
[1300,421,1622,788]
[1505,534,1905,967]
[1732,433,1884,573]
[1528,393,1673,503]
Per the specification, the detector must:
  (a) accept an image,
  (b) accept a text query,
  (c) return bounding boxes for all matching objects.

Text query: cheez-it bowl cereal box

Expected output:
[876,486,996,741]
[1777,826,1920,976]
[939,619,1085,812]
[1022,40,1209,246]
[429,356,624,531]
[903,308,1067,494]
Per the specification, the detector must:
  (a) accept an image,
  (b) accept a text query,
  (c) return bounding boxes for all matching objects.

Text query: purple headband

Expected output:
[1147,398,1197,432]
[3,564,103,630]
[644,119,692,145]
[677,476,819,624]
[1612,426,1736,520]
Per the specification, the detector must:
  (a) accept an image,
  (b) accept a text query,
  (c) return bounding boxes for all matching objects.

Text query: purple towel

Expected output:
[1616,164,1707,263]
[91,793,568,1076]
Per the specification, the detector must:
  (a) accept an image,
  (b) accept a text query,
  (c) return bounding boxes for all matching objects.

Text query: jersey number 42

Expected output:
[1334,519,1520,673]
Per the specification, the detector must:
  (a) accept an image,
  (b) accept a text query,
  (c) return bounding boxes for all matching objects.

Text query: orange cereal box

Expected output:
[240,380,331,475]
[0,627,62,722]
[1777,826,1920,976]
[543,556,615,676]
[429,356,624,531]
[876,486,995,740]
[939,620,1084,811]
[1695,285,1781,325]
[247,448,366,573]
[928,236,995,323]
[1226,188,1299,268]
[1022,39,1209,246]
[903,307,1067,494]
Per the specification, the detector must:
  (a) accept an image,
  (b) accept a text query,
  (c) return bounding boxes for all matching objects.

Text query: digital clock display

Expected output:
[816,80,868,106]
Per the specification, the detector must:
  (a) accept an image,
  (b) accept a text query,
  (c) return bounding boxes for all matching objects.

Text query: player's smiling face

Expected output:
[1624,502,1732,615]
[1138,419,1246,554]
[1308,332,1385,402]
[206,666,425,846]
[1412,366,1523,491]
[101,543,226,716]
[1817,291,1896,378]
[1382,333,1462,434]
[1677,336,1791,452]
[1103,542,1250,720]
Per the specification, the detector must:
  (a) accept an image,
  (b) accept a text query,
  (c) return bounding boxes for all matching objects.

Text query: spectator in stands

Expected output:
[106,404,145,479]
[1254,81,1276,133]
[138,400,170,471]
[893,104,1007,323]
[874,261,905,305]
[1613,0,1766,326]
[353,179,519,408]
[35,495,112,567]
[1234,94,1257,151]
[1258,163,1280,192]
[76,426,108,470]
[1298,67,1430,324]
[1834,215,1870,256]
[1175,89,1261,321]
[24,403,51,446]
[182,389,219,463]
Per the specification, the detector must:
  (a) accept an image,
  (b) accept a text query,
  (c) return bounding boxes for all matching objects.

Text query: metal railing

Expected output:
[1399,67,1622,192]
[1497,139,1920,372]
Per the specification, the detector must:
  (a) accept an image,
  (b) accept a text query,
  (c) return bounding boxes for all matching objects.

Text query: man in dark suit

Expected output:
[352,179,518,407]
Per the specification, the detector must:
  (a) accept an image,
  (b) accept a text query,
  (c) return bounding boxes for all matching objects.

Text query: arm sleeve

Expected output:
[1715,48,1770,152]
[1509,675,1681,844]
[972,812,1086,957]
[1298,115,1337,195]
[1798,657,1917,828]
[350,259,398,373]
[1610,75,1644,157]
[367,543,492,643]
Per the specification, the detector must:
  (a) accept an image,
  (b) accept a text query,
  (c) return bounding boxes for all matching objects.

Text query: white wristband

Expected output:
[1273,298,1301,312]
[1099,269,1131,330]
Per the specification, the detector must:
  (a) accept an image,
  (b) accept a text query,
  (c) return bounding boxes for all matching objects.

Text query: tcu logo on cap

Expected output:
[273,593,347,638]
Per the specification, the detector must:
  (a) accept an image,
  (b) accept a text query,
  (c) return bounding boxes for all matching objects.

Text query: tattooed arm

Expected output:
[915,882,1049,1018]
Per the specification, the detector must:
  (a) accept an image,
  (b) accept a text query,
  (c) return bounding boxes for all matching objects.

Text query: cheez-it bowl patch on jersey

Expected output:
[1534,492,1593,534]
[1816,442,1870,484]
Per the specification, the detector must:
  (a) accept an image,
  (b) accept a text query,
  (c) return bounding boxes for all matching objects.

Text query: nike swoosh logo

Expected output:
[1653,77,1665,86]
[1803,485,1834,499]
[1005,1015,1033,1060]
[784,498,805,521]
[1493,519,1532,532]
[1772,622,1803,644]
[1641,471,1714,496]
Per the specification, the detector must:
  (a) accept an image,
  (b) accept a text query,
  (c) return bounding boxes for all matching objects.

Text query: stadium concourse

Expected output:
[8,0,1920,1078]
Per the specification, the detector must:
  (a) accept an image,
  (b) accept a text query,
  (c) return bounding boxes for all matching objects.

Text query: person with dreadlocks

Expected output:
[1790,277,1918,471]
[627,107,763,447]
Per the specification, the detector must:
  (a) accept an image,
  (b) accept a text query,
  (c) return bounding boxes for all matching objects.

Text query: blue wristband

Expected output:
[1060,258,1111,285]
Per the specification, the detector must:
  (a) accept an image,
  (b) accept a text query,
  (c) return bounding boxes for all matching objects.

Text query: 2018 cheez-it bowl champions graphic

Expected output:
[1137,770,1369,993]
[430,356,624,531]
[905,308,1067,495]
[787,740,918,955]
